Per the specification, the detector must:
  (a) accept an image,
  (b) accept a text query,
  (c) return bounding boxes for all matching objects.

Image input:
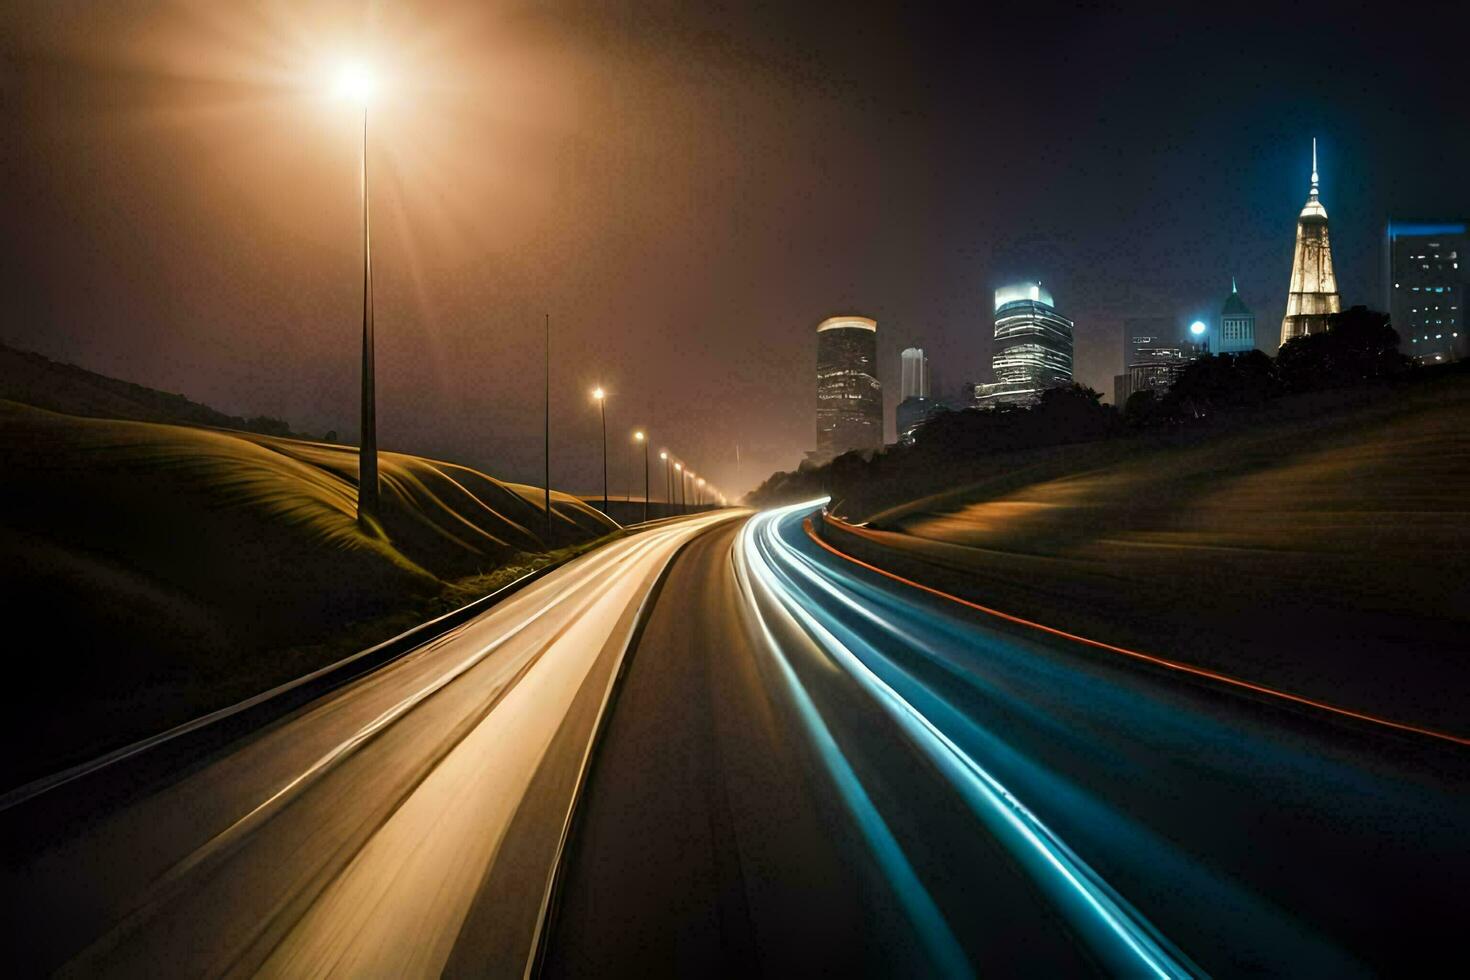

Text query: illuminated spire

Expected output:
[1280,136,1340,345]
[1309,136,1319,201]
[1232,275,1238,294]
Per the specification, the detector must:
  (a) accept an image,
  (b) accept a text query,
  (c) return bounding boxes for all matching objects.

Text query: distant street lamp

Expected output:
[1190,320,1210,354]
[674,461,684,515]
[592,387,607,515]
[634,431,649,523]
[338,62,380,528]
[659,450,670,517]
[697,476,706,508]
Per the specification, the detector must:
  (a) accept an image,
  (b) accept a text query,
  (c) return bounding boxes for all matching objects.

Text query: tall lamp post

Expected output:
[592,387,608,515]
[634,431,649,523]
[659,450,669,517]
[697,477,705,509]
[544,313,551,538]
[339,63,379,528]
[1190,319,1210,355]
[674,462,684,515]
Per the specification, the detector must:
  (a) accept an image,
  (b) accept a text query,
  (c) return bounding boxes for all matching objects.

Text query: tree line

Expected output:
[748,306,1414,509]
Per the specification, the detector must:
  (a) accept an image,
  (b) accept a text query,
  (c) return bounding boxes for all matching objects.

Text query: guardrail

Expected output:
[0,549,591,831]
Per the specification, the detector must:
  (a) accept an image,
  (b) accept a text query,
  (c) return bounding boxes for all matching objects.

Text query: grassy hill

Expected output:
[835,370,1470,734]
[0,340,302,437]
[0,400,617,787]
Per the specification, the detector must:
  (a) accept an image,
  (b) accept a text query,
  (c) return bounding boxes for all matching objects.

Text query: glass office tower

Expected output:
[973,282,1074,408]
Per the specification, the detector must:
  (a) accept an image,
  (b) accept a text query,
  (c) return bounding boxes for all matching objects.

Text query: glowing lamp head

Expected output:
[659,450,668,460]
[674,462,682,472]
[698,478,705,487]
[634,430,645,442]
[591,387,605,401]
[335,62,377,106]
[1190,321,1207,337]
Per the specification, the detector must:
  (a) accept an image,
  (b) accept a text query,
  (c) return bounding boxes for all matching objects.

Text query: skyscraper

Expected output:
[1280,138,1341,346]
[1115,317,1173,403]
[1122,317,1175,368]
[973,282,1074,408]
[1386,221,1467,365]
[895,346,938,445]
[895,395,945,445]
[815,315,882,460]
[1218,279,1256,354]
[900,347,930,400]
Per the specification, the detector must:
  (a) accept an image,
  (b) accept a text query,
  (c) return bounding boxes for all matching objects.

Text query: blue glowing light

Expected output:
[1388,221,1467,239]
[733,501,1198,978]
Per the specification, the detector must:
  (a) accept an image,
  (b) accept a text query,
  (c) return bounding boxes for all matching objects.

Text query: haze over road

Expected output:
[3,503,1464,976]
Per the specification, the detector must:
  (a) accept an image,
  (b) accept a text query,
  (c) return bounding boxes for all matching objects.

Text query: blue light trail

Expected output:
[725,499,1456,976]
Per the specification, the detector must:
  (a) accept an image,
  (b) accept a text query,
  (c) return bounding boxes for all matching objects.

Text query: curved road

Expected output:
[3,502,1465,976]
[547,500,1469,978]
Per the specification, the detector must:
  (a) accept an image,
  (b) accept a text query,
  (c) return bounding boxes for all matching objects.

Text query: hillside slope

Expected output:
[0,400,617,785]
[840,372,1470,731]
[0,341,300,436]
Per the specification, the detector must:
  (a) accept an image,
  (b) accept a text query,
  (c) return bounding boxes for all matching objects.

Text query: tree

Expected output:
[1123,388,1161,427]
[1163,350,1280,419]
[1276,306,1406,391]
[1031,383,1114,442]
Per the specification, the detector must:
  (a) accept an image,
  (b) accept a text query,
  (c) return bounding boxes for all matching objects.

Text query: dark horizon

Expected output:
[4,0,1466,495]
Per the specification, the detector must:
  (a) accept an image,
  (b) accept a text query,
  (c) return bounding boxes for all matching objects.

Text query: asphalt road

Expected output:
[540,518,923,978]
[0,511,740,977]
[684,501,1465,977]
[3,501,1465,977]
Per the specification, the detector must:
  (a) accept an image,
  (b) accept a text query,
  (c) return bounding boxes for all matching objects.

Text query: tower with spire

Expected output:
[1279,138,1341,346]
[1219,277,1256,353]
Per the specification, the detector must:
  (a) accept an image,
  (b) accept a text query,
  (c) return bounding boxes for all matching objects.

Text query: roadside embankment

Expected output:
[0,400,618,787]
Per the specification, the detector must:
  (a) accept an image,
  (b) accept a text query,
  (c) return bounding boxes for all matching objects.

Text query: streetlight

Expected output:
[337,61,380,528]
[592,387,607,515]
[544,313,551,539]
[659,450,670,517]
[674,461,684,515]
[1190,320,1210,355]
[697,476,706,508]
[634,430,649,523]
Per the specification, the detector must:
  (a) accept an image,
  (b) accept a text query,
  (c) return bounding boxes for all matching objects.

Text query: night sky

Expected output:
[4,1,1466,497]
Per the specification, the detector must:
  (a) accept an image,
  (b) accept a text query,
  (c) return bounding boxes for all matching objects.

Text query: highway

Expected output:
[3,501,1465,976]
[0,511,740,977]
[549,500,1469,977]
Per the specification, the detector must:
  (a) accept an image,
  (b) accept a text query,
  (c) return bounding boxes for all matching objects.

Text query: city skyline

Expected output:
[4,2,1466,492]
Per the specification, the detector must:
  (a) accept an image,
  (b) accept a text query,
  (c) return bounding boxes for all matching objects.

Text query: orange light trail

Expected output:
[804,515,1470,749]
